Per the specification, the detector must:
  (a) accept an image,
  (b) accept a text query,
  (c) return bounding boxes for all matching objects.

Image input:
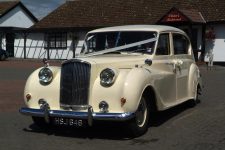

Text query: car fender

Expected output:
[24,66,61,109]
[122,67,154,112]
[188,63,202,98]
[91,67,156,113]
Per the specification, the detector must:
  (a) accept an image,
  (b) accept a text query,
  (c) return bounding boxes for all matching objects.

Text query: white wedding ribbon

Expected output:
[80,37,157,57]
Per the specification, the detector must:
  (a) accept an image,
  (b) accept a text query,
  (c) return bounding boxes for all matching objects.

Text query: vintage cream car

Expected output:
[20,25,202,137]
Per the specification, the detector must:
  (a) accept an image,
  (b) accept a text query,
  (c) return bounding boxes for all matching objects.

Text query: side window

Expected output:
[87,36,96,52]
[156,33,170,55]
[173,34,190,55]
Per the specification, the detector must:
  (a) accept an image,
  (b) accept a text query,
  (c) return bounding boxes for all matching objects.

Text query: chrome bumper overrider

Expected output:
[19,107,135,126]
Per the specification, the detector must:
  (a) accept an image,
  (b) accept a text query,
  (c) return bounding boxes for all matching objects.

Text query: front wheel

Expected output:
[127,97,150,137]
[188,85,201,107]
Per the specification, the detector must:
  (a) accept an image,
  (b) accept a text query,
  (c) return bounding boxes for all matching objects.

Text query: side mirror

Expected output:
[145,59,152,66]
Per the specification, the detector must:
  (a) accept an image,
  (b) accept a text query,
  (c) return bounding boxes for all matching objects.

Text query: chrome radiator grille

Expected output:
[60,61,91,107]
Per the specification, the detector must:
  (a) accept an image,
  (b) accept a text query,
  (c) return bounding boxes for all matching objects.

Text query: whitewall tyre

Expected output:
[128,97,150,137]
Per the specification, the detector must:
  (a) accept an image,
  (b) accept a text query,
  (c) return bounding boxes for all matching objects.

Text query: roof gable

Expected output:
[159,7,205,23]
[0,1,38,22]
[159,7,190,23]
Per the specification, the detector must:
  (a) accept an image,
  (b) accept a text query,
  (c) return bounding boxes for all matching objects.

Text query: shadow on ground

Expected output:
[149,100,198,127]
[23,101,196,140]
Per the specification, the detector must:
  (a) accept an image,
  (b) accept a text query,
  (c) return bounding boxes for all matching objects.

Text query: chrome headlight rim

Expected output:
[100,68,116,87]
[38,67,53,85]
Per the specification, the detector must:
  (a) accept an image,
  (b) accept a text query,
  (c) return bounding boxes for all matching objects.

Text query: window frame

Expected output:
[155,33,171,56]
[172,33,191,55]
[44,32,67,49]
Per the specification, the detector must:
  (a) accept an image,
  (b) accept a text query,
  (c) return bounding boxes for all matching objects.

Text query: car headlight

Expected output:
[100,68,116,87]
[38,67,53,85]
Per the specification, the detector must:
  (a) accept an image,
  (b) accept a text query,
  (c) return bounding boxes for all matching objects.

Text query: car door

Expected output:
[153,32,177,106]
[172,33,193,101]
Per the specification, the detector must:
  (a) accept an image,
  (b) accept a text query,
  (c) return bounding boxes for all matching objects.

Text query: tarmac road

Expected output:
[0,60,225,150]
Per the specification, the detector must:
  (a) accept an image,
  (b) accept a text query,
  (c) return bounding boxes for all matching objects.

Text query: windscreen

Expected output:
[81,31,157,55]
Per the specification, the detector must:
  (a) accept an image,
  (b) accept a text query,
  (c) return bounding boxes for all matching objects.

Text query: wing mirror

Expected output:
[145,59,152,66]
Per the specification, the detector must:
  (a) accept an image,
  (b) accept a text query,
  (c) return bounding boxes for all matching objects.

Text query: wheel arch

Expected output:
[142,86,158,112]
[188,63,202,98]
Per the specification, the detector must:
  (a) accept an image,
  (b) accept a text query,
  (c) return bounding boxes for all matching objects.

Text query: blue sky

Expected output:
[21,0,66,19]
[0,0,66,20]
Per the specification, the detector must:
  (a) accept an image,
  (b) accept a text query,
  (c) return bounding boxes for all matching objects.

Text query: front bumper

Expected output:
[19,106,135,126]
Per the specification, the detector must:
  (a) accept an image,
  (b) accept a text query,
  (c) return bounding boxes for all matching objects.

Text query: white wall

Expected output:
[13,31,87,59]
[0,5,35,28]
[205,24,225,62]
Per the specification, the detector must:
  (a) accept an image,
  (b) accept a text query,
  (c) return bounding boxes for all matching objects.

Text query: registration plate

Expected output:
[53,117,84,127]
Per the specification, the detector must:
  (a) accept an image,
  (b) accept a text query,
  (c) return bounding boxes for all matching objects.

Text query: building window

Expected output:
[44,33,67,49]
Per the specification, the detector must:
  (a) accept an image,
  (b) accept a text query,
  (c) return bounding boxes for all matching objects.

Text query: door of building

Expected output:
[180,28,199,61]
[6,33,15,57]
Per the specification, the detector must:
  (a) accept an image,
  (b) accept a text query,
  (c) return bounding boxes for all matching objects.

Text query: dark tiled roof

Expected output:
[33,0,225,29]
[178,8,206,23]
[0,1,19,16]
[187,0,225,22]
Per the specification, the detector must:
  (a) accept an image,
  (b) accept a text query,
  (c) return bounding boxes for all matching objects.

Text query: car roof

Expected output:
[88,25,185,34]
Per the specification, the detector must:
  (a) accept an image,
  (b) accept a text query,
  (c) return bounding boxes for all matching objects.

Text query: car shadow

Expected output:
[23,121,132,140]
[23,101,197,140]
[149,101,198,127]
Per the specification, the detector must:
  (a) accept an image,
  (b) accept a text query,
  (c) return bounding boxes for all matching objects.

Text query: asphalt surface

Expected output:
[0,60,225,150]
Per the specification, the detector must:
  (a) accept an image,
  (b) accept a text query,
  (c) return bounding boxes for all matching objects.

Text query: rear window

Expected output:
[173,34,190,55]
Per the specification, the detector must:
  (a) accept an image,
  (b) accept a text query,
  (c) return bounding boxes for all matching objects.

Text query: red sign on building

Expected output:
[161,10,189,22]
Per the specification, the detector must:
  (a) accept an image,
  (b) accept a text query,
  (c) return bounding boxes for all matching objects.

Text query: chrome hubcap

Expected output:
[136,98,147,127]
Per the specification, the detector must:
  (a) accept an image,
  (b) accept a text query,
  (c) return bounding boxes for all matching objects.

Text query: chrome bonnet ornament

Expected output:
[42,58,49,67]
